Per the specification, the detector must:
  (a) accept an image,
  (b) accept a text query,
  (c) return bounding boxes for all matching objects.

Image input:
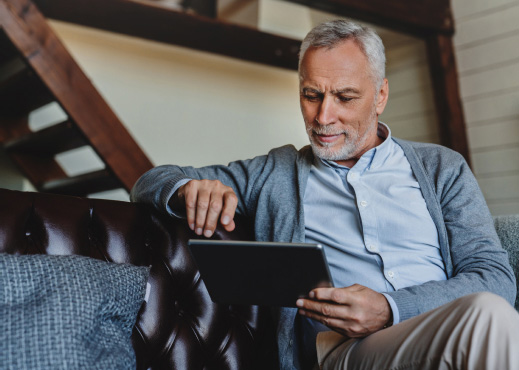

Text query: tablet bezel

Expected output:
[188,239,334,307]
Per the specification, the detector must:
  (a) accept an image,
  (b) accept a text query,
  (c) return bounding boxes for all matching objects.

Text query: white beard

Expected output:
[306,107,378,162]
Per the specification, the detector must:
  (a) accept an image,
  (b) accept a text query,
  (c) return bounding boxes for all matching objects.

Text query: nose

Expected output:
[315,95,337,125]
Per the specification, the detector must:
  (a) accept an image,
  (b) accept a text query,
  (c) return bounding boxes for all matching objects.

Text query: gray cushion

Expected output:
[0,254,149,370]
[494,214,519,311]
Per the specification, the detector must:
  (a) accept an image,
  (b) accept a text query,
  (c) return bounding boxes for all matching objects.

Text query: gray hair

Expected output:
[299,20,386,87]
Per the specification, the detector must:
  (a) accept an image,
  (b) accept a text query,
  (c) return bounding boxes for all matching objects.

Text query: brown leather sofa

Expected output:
[0,188,277,369]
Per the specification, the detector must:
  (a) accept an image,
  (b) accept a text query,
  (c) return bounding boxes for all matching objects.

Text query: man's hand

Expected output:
[296,284,392,338]
[174,179,238,238]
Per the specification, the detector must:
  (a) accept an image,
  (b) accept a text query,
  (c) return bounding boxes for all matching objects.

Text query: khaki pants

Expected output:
[316,292,519,370]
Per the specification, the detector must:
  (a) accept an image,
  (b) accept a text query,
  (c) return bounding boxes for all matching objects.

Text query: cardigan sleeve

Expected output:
[130,144,302,221]
[385,145,516,321]
[130,154,270,218]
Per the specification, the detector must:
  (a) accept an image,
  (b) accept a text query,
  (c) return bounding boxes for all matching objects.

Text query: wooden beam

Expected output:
[426,34,471,165]
[31,0,300,70]
[283,0,454,37]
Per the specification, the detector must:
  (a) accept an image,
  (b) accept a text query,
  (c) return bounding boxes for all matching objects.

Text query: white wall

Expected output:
[47,20,308,168]
[379,32,439,143]
[44,2,436,172]
[452,0,519,215]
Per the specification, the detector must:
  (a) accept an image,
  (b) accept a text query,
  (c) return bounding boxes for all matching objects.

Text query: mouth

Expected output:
[313,132,343,144]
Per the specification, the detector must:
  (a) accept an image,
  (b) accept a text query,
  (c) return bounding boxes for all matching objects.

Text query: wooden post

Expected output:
[283,0,454,36]
[426,34,471,165]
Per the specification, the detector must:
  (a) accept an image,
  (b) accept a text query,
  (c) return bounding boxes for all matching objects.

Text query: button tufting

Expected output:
[0,188,275,369]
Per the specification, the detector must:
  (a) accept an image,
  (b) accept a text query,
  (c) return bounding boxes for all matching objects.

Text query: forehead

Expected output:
[299,40,372,87]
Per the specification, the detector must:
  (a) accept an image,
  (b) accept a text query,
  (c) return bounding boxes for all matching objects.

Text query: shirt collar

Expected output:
[316,122,393,171]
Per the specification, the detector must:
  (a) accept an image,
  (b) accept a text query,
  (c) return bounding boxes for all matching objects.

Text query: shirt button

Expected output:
[387,271,395,278]
[350,173,358,180]
[368,244,377,252]
[360,200,368,207]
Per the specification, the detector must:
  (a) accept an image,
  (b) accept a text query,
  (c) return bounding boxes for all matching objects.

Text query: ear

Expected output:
[375,78,389,115]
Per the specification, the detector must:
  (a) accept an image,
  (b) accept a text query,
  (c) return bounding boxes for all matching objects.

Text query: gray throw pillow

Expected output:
[0,253,150,370]
[494,214,519,311]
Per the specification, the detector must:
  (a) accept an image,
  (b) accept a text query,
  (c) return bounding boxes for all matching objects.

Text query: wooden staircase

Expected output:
[0,0,153,197]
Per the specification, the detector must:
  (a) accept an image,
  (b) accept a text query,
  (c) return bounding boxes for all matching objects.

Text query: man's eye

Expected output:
[304,95,321,101]
[338,96,353,102]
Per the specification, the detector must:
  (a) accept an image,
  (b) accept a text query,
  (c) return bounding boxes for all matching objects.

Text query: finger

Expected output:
[298,309,363,338]
[298,308,328,324]
[203,193,223,238]
[194,188,211,236]
[298,308,347,329]
[223,219,236,232]
[220,190,238,230]
[310,287,350,304]
[296,298,349,319]
[182,183,198,231]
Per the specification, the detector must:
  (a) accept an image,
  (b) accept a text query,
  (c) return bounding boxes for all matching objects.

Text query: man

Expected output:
[131,20,518,370]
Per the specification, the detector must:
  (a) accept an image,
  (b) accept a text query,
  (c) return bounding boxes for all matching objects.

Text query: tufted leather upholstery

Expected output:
[0,188,277,369]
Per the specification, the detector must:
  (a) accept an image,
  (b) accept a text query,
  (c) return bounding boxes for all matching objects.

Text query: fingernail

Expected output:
[196,228,203,235]
[222,216,230,225]
[190,223,195,230]
[204,230,213,238]
[309,291,315,299]
[296,299,303,307]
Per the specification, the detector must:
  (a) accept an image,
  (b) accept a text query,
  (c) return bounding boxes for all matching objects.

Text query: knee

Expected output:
[456,292,515,318]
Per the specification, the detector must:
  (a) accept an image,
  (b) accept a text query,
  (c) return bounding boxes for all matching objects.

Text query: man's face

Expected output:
[299,40,389,167]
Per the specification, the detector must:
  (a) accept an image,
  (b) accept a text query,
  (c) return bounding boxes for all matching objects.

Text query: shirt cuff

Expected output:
[165,178,192,218]
[381,293,400,325]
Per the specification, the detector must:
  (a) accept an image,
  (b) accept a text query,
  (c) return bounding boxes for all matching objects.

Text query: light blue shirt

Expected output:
[299,123,447,364]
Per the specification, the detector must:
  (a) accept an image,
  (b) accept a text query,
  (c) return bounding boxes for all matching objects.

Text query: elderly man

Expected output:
[131,20,518,370]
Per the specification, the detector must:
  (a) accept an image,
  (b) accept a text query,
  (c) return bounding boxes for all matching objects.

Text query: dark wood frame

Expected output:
[30,0,470,163]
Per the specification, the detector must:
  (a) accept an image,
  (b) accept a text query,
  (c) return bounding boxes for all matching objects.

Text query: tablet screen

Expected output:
[188,240,334,307]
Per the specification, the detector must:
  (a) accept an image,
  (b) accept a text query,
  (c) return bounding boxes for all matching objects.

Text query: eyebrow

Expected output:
[301,87,322,94]
[301,87,361,95]
[332,87,361,95]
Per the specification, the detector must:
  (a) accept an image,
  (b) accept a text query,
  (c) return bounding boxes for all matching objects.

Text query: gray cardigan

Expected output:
[131,138,516,370]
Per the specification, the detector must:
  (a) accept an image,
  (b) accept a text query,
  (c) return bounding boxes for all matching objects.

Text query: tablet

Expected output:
[188,240,334,307]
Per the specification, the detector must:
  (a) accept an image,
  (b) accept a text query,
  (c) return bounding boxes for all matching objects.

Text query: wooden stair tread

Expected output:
[0,30,54,115]
[41,169,121,196]
[0,65,54,115]
[0,56,26,83]
[3,120,87,155]
[0,61,33,95]
[9,150,69,186]
[0,28,20,62]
